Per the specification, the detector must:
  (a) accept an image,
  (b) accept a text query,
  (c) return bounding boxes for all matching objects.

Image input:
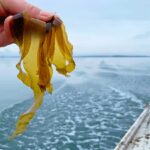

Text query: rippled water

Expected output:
[0,57,150,150]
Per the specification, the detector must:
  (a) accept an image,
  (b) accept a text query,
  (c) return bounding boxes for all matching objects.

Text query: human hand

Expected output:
[0,0,62,47]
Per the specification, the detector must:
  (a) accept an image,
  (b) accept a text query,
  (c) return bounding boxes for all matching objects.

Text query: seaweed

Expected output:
[9,12,75,139]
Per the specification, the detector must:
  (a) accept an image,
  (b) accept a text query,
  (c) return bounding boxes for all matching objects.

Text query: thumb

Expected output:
[0,16,14,47]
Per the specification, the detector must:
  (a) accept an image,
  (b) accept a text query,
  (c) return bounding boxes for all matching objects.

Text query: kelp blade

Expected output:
[9,12,75,139]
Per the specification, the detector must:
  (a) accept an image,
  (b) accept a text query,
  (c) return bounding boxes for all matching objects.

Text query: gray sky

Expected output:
[1,0,150,56]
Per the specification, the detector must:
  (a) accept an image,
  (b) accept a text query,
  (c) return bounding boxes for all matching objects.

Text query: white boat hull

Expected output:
[114,105,150,150]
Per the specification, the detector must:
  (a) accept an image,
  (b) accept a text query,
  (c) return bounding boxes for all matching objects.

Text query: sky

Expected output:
[1,0,150,56]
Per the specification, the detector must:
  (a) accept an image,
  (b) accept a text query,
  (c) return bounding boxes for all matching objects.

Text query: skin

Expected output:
[0,0,61,47]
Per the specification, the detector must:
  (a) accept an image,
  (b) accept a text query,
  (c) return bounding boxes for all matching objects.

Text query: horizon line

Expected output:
[0,55,150,58]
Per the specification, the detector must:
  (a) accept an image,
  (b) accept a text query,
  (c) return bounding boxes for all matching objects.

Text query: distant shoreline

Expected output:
[0,55,150,58]
[74,55,150,58]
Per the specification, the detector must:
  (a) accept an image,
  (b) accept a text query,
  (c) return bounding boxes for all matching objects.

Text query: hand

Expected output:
[0,0,62,47]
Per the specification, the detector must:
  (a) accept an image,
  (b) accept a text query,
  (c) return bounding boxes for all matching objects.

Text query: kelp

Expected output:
[9,12,75,139]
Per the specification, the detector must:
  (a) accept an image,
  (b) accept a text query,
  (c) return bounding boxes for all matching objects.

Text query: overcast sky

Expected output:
[1,0,150,56]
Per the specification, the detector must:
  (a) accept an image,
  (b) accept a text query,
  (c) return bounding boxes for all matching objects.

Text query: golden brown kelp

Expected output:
[9,12,75,139]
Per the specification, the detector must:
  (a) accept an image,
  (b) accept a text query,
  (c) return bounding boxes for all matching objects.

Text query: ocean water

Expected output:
[0,57,150,150]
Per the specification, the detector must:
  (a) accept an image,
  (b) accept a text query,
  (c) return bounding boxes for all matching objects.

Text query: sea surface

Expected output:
[0,57,150,150]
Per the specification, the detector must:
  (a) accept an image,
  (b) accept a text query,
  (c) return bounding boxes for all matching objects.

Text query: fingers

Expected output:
[0,16,14,47]
[0,11,62,47]
[0,1,63,47]
[3,0,63,24]
[38,11,62,25]
[25,3,62,24]
[38,11,54,22]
